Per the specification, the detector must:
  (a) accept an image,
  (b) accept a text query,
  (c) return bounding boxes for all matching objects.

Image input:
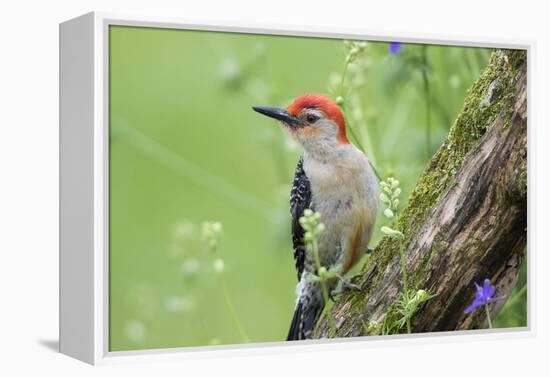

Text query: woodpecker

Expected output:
[253,94,379,341]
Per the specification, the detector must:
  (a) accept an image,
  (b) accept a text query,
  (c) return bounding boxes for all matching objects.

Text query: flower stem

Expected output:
[398,239,411,333]
[484,303,493,329]
[220,274,250,342]
[312,235,336,335]
[421,45,431,160]
[337,60,367,154]
[338,60,350,97]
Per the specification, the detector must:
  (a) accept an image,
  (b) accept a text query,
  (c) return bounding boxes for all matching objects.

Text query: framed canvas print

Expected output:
[59,12,531,365]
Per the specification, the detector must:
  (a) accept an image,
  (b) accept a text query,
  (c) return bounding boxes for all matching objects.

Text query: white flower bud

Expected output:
[218,58,240,82]
[213,258,225,274]
[381,226,404,238]
[383,208,394,218]
[316,223,326,233]
[416,289,428,301]
[367,321,379,332]
[211,222,223,233]
[180,259,200,276]
[392,198,400,210]
[125,319,145,342]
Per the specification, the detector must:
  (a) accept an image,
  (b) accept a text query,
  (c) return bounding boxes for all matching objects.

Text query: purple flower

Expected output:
[389,42,402,54]
[464,279,505,314]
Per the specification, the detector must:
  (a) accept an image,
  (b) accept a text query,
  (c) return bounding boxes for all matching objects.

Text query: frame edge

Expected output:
[59,11,96,365]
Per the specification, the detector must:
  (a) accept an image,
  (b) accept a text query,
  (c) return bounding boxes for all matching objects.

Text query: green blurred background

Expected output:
[109,26,527,351]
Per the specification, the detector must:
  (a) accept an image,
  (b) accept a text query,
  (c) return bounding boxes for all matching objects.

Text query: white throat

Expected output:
[302,139,350,164]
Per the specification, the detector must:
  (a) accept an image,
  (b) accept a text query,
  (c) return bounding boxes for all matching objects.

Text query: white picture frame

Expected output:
[59,11,534,365]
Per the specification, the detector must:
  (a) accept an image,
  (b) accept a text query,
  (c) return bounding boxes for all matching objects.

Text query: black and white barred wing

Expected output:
[290,155,312,281]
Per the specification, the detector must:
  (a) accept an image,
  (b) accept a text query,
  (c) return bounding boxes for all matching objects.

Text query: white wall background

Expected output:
[0,0,547,375]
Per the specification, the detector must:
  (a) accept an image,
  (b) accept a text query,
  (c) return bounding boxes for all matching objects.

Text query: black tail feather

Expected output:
[287,296,324,341]
[287,301,303,341]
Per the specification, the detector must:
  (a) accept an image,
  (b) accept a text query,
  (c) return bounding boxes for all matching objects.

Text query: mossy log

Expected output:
[316,49,527,337]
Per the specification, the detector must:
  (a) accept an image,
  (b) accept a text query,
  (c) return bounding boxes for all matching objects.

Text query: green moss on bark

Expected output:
[360,50,525,277]
[394,49,525,247]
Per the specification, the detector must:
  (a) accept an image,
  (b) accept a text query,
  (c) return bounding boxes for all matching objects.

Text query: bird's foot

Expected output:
[330,274,363,299]
[339,276,363,292]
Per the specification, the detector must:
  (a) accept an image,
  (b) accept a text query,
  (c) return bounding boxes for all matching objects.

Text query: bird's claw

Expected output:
[330,274,364,299]
[341,280,363,291]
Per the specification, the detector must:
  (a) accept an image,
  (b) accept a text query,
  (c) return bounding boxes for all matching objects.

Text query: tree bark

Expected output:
[316,49,527,337]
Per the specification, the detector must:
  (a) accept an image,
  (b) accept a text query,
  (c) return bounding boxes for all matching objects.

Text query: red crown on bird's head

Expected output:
[287,94,349,144]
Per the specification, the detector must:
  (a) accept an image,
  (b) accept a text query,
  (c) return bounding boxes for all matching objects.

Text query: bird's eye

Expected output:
[305,114,318,123]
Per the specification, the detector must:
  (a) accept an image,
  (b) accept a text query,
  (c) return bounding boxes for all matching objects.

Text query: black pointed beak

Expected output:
[252,106,305,127]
